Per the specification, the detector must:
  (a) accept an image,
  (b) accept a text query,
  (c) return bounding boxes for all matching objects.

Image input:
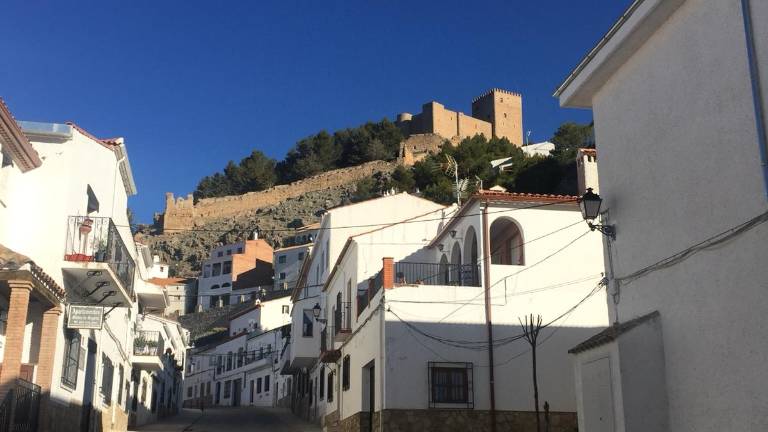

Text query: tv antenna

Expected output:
[444,155,462,206]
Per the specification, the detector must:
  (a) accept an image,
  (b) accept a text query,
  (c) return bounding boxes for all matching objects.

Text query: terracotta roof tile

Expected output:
[475,190,579,203]
[66,122,120,150]
[149,277,192,286]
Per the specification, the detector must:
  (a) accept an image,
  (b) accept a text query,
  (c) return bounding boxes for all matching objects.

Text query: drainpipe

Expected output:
[741,0,768,199]
[481,202,497,432]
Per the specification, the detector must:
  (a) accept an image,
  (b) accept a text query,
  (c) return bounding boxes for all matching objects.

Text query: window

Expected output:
[237,348,244,368]
[223,294,230,306]
[298,252,304,261]
[278,255,287,264]
[101,355,114,405]
[490,218,524,265]
[327,372,334,402]
[117,366,124,405]
[212,263,222,276]
[203,265,211,278]
[282,305,290,314]
[302,310,314,337]
[428,362,473,408]
[237,247,243,253]
[250,380,254,402]
[264,375,270,392]
[342,355,350,391]
[227,352,233,371]
[257,377,262,394]
[224,380,232,398]
[206,382,211,396]
[280,272,286,280]
[223,261,232,274]
[226,249,232,256]
[211,284,220,290]
[187,387,193,398]
[222,283,231,290]
[61,329,81,389]
[217,251,223,257]
[320,368,325,400]
[210,296,219,308]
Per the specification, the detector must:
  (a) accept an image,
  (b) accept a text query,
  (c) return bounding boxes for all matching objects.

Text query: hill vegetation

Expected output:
[194,119,403,199]
[355,122,594,203]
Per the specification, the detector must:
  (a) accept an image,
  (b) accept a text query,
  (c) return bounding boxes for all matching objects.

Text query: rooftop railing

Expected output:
[394,261,480,287]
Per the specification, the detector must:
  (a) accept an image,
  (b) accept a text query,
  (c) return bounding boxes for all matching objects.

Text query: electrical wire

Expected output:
[616,208,768,286]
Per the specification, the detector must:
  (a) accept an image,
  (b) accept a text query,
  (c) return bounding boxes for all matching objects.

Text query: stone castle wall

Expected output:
[162,160,397,232]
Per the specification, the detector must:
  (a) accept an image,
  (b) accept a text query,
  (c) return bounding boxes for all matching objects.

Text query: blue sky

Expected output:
[1,1,630,223]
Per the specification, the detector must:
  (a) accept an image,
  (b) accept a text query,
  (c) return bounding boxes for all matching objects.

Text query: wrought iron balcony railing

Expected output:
[334,302,351,336]
[394,261,480,287]
[64,215,136,296]
[134,331,164,357]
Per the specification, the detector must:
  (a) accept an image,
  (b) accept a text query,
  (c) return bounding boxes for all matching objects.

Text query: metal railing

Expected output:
[333,302,351,336]
[134,331,164,357]
[64,215,136,296]
[357,272,383,316]
[0,379,41,432]
[394,262,480,287]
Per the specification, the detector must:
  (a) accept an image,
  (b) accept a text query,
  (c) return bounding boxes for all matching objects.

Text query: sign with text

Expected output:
[67,305,104,330]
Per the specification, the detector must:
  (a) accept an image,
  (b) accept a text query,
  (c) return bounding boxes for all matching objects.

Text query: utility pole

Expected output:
[520,314,543,432]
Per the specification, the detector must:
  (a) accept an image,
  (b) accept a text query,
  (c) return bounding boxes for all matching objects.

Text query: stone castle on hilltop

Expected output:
[396,88,523,165]
[161,89,524,232]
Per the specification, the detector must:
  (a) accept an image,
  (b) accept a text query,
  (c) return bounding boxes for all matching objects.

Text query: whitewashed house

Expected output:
[197,239,274,310]
[317,189,607,432]
[0,98,190,432]
[555,0,768,431]
[273,244,311,293]
[282,193,448,424]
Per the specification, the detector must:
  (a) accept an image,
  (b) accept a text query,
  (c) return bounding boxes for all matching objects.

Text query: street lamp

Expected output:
[578,188,616,239]
[312,303,326,323]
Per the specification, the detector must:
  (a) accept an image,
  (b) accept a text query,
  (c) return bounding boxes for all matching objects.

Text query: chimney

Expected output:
[576,148,599,195]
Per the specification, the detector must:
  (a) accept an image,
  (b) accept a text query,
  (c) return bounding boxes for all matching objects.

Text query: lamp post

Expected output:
[312,303,326,323]
[578,188,616,239]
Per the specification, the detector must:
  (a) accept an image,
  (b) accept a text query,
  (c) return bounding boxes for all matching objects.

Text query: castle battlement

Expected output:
[472,88,522,103]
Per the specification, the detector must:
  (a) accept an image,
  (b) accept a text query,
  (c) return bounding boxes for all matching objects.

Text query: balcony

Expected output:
[132,331,164,370]
[63,216,136,305]
[333,302,351,342]
[394,261,480,287]
[320,327,340,363]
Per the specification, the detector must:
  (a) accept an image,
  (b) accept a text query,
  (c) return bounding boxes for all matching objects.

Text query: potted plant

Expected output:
[94,240,108,262]
[79,217,93,235]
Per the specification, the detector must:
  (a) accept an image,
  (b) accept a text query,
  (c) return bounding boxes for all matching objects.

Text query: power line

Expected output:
[616,208,768,286]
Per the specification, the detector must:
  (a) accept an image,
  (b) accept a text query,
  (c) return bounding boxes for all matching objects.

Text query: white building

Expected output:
[197,239,274,310]
[281,193,461,424]
[273,244,311,293]
[317,190,607,431]
[149,277,197,317]
[0,99,188,432]
[555,0,768,431]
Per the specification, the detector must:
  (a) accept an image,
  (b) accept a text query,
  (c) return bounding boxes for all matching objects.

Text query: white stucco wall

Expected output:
[560,1,768,431]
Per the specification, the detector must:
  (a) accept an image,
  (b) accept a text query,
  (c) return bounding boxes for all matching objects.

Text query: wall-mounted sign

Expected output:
[67,305,104,330]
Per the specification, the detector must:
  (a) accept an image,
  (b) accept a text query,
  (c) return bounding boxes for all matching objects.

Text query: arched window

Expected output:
[463,226,480,285]
[490,218,524,265]
[439,254,450,284]
[211,284,220,290]
[222,283,231,290]
[450,242,462,284]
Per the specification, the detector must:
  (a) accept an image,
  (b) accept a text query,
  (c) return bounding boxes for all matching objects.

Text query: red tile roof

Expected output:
[66,122,121,151]
[474,190,579,204]
[149,277,192,286]
[0,97,42,172]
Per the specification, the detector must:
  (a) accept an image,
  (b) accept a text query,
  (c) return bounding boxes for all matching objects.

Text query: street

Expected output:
[132,407,321,432]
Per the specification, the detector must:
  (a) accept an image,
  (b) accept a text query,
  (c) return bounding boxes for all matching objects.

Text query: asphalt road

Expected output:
[132,407,321,432]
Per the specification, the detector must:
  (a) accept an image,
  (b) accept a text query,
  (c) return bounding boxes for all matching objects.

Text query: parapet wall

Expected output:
[162,160,396,232]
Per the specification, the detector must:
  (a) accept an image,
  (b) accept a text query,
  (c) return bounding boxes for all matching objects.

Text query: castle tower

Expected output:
[471,88,523,146]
